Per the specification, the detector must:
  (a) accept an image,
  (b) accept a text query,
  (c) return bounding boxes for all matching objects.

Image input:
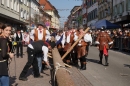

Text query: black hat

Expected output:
[17,28,21,31]
[101,26,105,30]
[37,21,46,28]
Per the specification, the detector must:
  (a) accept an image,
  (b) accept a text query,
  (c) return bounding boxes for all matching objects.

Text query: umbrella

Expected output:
[94,19,121,29]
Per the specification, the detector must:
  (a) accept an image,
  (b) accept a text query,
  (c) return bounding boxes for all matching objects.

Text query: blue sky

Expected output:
[48,0,82,27]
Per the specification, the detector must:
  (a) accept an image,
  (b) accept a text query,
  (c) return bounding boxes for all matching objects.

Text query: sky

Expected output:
[48,0,82,27]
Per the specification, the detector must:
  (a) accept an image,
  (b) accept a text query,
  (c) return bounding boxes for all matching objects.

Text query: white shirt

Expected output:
[55,35,61,42]
[23,33,30,43]
[30,28,50,41]
[84,33,92,43]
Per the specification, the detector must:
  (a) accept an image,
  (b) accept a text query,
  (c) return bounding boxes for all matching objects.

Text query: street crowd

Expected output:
[1,21,127,86]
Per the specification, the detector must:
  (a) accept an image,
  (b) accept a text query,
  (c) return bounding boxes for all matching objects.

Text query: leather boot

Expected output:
[80,62,83,69]
[99,56,103,64]
[75,60,79,68]
[82,62,86,70]
[105,56,109,66]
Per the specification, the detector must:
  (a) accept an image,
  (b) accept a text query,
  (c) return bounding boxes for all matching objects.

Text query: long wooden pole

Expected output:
[61,27,90,60]
[52,48,75,86]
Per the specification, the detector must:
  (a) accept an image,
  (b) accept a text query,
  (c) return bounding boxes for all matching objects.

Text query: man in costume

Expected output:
[74,25,89,70]
[62,27,75,64]
[95,26,113,66]
[19,40,52,81]
[30,22,51,73]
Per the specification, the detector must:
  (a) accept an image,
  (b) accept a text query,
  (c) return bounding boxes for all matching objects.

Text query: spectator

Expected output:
[0,24,14,86]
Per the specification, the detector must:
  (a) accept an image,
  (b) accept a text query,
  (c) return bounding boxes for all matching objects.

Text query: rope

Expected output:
[53,62,72,86]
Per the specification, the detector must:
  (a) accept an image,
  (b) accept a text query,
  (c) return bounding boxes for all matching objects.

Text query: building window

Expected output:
[126,0,130,11]
[17,2,19,12]
[24,10,26,19]
[7,0,9,7]
[11,0,14,9]
[27,0,29,6]
[1,0,4,5]
[20,8,23,18]
[114,6,117,16]
[107,7,110,15]
[20,0,23,2]
[14,0,17,11]
[27,12,29,20]
[23,0,26,5]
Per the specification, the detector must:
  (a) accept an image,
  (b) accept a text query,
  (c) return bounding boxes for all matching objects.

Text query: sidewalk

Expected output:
[9,47,52,86]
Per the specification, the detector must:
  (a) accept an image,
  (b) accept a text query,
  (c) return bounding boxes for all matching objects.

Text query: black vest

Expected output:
[31,40,48,53]
[16,33,22,41]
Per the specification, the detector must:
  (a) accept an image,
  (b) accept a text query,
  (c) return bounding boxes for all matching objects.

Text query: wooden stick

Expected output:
[48,53,52,55]
[64,63,72,68]
[48,54,52,58]
[61,27,90,60]
[48,53,72,68]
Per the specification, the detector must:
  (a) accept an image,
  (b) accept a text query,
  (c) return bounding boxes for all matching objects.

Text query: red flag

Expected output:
[103,45,108,56]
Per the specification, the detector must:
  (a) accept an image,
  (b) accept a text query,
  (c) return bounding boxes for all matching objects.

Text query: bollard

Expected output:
[52,48,75,86]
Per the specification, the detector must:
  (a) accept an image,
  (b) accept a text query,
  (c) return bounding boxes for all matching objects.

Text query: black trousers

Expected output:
[80,55,86,63]
[99,50,108,62]
[16,42,23,57]
[86,42,90,53]
[19,47,40,78]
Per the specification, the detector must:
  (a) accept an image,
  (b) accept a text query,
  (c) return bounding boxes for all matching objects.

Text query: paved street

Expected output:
[9,47,52,86]
[80,46,130,86]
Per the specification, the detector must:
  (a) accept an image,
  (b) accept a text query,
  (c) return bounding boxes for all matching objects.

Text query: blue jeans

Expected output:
[0,76,9,86]
[36,54,43,73]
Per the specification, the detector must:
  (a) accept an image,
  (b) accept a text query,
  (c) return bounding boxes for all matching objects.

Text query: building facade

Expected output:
[98,0,113,22]
[82,0,87,28]
[39,0,60,29]
[0,0,26,30]
[113,0,130,27]
[87,0,98,29]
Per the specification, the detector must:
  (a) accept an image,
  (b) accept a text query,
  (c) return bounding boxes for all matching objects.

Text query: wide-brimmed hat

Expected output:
[37,21,46,28]
[79,25,84,29]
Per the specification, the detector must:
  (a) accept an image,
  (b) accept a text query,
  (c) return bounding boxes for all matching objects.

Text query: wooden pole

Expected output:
[52,48,75,86]
[48,54,72,68]
[61,27,90,60]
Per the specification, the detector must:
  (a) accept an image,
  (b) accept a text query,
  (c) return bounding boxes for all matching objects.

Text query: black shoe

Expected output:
[81,64,86,70]
[98,61,102,64]
[19,77,28,81]
[104,63,109,66]
[34,75,43,78]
